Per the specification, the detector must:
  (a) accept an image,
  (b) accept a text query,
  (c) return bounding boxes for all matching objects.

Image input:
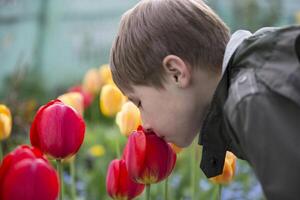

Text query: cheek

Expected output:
[142,100,191,137]
[144,111,171,134]
[155,113,180,137]
[167,106,200,145]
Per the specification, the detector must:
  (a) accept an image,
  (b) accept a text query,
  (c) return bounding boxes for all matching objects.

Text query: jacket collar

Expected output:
[222,30,252,75]
[198,30,251,178]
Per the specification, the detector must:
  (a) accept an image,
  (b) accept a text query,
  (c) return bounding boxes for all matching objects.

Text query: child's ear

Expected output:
[162,55,191,88]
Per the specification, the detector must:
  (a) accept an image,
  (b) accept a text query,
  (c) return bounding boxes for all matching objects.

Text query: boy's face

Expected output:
[121,55,220,148]
[125,80,210,148]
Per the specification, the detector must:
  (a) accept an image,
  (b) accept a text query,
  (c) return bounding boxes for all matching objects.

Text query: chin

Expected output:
[182,136,197,148]
[177,143,189,148]
[168,131,198,148]
[173,139,192,148]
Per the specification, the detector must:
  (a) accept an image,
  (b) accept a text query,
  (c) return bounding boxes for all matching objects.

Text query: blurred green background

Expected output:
[0,0,299,96]
[0,0,300,199]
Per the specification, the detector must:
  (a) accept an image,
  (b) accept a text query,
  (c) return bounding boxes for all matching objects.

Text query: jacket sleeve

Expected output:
[228,90,300,200]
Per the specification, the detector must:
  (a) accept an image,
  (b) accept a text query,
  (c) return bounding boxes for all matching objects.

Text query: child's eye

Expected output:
[137,101,142,108]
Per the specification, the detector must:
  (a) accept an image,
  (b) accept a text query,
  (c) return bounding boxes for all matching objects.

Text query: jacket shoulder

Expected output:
[224,69,261,115]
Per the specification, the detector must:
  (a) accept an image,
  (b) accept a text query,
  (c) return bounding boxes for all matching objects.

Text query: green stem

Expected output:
[92,100,97,122]
[70,159,76,200]
[0,141,3,163]
[146,184,151,200]
[57,159,64,200]
[164,178,169,200]
[219,184,222,200]
[116,137,120,158]
[190,139,197,200]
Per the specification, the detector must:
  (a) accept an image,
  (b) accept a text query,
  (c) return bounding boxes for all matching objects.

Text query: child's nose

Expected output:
[141,121,152,132]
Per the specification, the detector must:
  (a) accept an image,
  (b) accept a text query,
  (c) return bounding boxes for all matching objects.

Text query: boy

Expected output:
[109,0,300,199]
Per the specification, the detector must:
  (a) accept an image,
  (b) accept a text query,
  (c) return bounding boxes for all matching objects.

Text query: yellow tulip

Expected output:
[116,101,141,137]
[0,104,12,141]
[58,92,84,116]
[99,64,114,85]
[82,68,102,94]
[169,143,183,154]
[296,11,300,24]
[89,144,106,157]
[209,151,236,184]
[99,84,126,117]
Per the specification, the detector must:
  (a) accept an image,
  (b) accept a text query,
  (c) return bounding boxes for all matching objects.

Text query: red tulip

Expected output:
[123,126,176,184]
[106,159,145,200]
[30,99,85,159]
[68,85,93,108]
[0,145,59,200]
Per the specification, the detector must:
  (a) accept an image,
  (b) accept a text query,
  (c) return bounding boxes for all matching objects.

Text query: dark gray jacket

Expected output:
[199,25,300,199]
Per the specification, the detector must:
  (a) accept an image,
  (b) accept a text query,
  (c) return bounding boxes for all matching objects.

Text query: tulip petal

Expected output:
[58,92,84,116]
[99,64,114,85]
[30,100,61,149]
[144,134,176,183]
[68,85,93,108]
[37,102,85,158]
[0,114,11,140]
[119,159,144,199]
[30,100,85,159]
[165,144,177,178]
[116,160,129,198]
[106,159,144,200]
[0,145,46,189]
[116,101,141,137]
[0,145,55,200]
[126,130,146,183]
[100,84,125,117]
[106,159,120,198]
[82,68,102,94]
[124,126,177,184]
[209,151,236,184]
[2,159,59,200]
[0,104,12,140]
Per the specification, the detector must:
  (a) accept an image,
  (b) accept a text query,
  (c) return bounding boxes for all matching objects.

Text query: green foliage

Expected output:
[231,0,281,32]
